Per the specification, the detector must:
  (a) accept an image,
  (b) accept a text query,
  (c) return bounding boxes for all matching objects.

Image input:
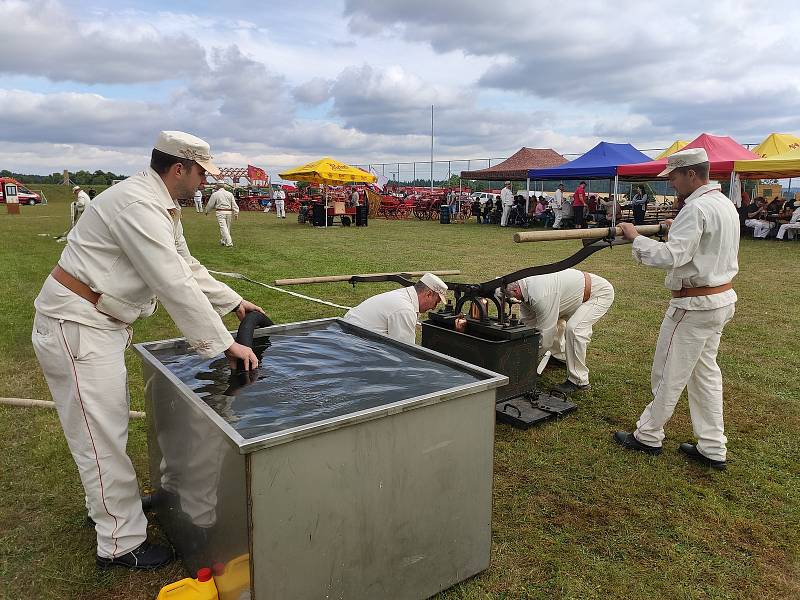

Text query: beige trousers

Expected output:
[32,312,146,558]
[216,212,233,246]
[563,275,615,386]
[634,303,735,461]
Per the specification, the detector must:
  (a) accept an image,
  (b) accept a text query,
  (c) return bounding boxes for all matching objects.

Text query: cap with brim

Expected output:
[154,130,220,175]
[657,147,709,177]
[72,185,80,192]
[419,272,448,303]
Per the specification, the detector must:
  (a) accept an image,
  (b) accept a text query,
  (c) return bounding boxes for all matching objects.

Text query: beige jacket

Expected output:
[205,189,239,214]
[35,168,242,358]
[632,182,739,310]
[343,287,419,345]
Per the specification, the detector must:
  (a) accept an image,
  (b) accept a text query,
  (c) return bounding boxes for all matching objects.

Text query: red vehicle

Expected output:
[0,177,44,205]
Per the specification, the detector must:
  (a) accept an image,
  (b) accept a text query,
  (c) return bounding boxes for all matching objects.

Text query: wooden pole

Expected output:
[275,270,461,286]
[514,224,665,243]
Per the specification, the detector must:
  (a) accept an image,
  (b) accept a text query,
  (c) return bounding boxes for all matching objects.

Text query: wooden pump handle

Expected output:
[514,224,666,243]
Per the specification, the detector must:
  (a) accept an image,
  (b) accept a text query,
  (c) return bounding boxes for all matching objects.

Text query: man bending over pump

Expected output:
[343,273,448,345]
[504,269,615,395]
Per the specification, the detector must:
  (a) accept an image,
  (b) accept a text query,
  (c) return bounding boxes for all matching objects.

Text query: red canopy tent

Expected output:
[617,133,758,178]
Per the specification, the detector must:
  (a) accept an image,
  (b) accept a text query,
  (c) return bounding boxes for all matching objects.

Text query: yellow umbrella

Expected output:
[751,133,800,158]
[279,158,376,228]
[279,157,377,185]
[655,140,690,159]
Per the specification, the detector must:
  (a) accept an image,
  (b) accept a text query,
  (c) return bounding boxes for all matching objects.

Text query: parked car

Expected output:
[470,191,499,206]
[0,177,43,205]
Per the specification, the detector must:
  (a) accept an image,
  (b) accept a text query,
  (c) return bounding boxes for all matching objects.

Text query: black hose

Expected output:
[234,311,273,372]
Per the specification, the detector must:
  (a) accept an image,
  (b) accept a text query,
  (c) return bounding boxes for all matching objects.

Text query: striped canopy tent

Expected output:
[655,140,690,159]
[751,133,800,158]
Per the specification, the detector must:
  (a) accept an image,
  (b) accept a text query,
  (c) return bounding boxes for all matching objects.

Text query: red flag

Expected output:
[247,165,267,182]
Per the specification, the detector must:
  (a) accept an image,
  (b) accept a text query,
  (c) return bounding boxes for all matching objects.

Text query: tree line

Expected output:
[0,170,128,186]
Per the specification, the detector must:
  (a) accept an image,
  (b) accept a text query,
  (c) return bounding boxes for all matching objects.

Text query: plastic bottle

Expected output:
[156,567,218,600]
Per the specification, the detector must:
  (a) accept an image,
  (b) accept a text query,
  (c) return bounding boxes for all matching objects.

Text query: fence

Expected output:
[352,142,761,188]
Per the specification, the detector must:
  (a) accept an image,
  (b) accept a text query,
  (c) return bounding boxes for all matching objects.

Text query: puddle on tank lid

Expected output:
[151,322,484,439]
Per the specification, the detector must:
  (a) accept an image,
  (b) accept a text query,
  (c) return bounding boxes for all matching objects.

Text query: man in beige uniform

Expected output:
[614,148,739,470]
[72,185,91,224]
[32,131,264,569]
[343,273,448,344]
[205,182,239,246]
[504,269,615,395]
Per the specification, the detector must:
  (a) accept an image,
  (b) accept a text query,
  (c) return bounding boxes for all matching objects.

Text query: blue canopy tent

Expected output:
[527,142,652,226]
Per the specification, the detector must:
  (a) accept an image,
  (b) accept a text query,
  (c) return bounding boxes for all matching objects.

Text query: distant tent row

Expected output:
[460,132,800,192]
[527,142,651,180]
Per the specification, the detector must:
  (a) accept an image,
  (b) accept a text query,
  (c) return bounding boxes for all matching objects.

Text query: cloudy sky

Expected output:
[2,0,798,177]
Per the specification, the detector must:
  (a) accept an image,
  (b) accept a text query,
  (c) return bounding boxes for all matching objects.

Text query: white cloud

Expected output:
[0,0,207,84]
[2,0,797,175]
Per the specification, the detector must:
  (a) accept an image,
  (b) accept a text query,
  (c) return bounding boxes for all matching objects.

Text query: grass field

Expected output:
[1,184,798,600]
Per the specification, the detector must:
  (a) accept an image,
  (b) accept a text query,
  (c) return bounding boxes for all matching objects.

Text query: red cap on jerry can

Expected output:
[196,567,213,582]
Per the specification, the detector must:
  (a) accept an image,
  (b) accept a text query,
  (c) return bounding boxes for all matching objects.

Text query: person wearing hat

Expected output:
[500,181,514,227]
[31,131,266,570]
[72,185,91,224]
[504,268,615,395]
[614,147,739,470]
[343,273,448,345]
[205,182,239,246]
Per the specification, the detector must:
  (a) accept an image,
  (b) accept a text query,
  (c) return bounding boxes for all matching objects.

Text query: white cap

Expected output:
[153,130,220,175]
[419,273,448,303]
[504,180,511,185]
[72,185,81,192]
[658,147,709,177]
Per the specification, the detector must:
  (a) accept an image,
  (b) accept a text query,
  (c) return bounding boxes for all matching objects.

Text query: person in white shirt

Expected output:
[205,182,239,247]
[552,184,565,229]
[193,188,203,213]
[504,269,615,395]
[273,188,286,218]
[350,188,360,207]
[72,185,91,224]
[32,131,265,570]
[776,201,800,240]
[343,273,448,345]
[615,148,739,470]
[500,181,514,227]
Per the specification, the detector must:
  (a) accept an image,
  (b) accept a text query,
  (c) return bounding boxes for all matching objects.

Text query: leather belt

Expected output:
[582,271,592,303]
[671,282,733,298]
[51,265,100,305]
[215,209,233,212]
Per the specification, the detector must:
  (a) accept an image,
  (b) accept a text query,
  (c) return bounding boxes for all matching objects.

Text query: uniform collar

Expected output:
[685,182,721,204]
[145,167,181,212]
[405,286,420,312]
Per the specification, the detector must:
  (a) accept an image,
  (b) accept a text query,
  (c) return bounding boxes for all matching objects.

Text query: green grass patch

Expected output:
[1,184,798,599]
